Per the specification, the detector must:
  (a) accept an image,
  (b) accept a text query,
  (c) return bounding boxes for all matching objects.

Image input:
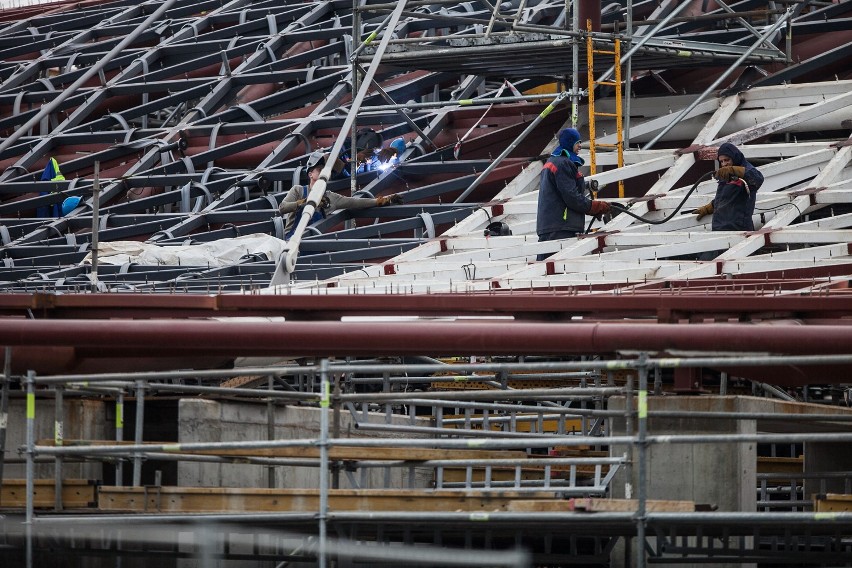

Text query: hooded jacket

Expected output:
[710,142,764,231]
[536,152,592,236]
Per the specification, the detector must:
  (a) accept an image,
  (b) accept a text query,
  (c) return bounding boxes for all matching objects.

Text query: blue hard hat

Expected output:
[389,137,406,156]
[61,196,81,216]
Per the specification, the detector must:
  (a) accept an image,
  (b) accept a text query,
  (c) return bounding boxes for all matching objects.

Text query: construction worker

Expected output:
[36,157,65,217]
[694,142,765,260]
[348,128,406,173]
[278,151,402,239]
[536,128,611,261]
[695,142,764,231]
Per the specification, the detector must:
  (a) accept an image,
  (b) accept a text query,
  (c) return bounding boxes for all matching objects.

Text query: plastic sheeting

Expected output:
[83,234,287,267]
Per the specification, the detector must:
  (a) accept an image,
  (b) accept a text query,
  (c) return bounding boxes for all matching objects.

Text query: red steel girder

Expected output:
[3,292,852,322]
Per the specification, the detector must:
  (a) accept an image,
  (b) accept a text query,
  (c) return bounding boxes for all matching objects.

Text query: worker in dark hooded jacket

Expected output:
[536,128,611,261]
[695,142,764,231]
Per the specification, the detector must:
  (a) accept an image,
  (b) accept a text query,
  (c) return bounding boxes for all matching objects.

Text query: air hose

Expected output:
[585,170,715,233]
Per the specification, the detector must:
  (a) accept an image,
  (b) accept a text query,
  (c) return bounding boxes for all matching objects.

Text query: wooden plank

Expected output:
[97,486,562,514]
[507,498,695,513]
[757,456,803,475]
[814,493,852,512]
[0,479,98,509]
[39,440,527,461]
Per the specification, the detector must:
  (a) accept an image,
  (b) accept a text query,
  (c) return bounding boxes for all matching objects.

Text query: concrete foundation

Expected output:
[177,398,434,490]
[608,395,852,568]
[1,395,105,482]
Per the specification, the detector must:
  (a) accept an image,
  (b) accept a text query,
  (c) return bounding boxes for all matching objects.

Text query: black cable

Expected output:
[584,171,716,233]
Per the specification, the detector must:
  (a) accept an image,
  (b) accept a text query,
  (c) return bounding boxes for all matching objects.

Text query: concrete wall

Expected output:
[2,396,105,481]
[609,395,757,511]
[608,396,757,568]
[177,399,434,490]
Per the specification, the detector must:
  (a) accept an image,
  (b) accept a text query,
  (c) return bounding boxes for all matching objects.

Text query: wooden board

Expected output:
[757,456,803,475]
[814,493,852,512]
[508,498,695,513]
[0,479,98,509]
[98,486,562,514]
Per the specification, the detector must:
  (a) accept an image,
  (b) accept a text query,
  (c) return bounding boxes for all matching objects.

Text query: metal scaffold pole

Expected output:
[319,358,331,568]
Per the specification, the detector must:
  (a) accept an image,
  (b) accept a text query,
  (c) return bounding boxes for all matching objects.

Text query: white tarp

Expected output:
[83,234,287,267]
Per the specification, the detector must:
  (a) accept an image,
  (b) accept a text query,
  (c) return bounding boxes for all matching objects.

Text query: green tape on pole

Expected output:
[539,102,556,118]
[814,512,838,521]
[163,444,181,452]
[677,50,692,57]
[364,31,377,45]
[606,361,631,369]
[116,401,123,429]
[638,390,648,419]
[458,99,473,105]
[320,381,330,408]
[470,512,489,521]
[26,392,34,419]
[54,421,63,445]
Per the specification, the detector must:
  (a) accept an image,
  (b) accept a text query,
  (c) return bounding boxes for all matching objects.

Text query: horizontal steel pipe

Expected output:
[2,319,852,357]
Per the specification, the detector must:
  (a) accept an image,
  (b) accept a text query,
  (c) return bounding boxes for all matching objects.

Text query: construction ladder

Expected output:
[586,20,625,198]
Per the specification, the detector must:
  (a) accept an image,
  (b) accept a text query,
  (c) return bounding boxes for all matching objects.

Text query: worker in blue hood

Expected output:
[535,128,611,261]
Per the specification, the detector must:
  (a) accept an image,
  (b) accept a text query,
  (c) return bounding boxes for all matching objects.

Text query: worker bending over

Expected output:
[278,151,402,239]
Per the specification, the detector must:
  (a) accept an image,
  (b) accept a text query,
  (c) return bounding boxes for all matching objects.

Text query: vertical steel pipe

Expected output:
[267,375,275,489]
[54,385,64,511]
[132,380,145,486]
[25,370,35,568]
[89,161,100,292]
[636,354,649,568]
[115,393,124,485]
[319,358,330,568]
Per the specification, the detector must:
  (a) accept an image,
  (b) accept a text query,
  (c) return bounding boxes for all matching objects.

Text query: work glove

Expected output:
[376,194,403,206]
[377,147,398,163]
[279,198,305,214]
[319,195,330,210]
[587,200,611,217]
[356,150,371,165]
[695,202,714,221]
[715,165,745,182]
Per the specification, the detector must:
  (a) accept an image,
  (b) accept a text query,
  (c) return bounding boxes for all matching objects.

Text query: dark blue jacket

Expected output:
[711,142,764,231]
[536,154,592,235]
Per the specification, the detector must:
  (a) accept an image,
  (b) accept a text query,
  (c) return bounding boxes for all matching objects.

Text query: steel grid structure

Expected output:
[0,0,847,292]
[1,3,852,567]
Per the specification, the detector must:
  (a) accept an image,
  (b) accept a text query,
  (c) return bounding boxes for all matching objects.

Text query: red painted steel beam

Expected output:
[4,292,852,321]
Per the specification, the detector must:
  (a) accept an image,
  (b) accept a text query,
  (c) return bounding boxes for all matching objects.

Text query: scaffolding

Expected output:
[2,340,852,566]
